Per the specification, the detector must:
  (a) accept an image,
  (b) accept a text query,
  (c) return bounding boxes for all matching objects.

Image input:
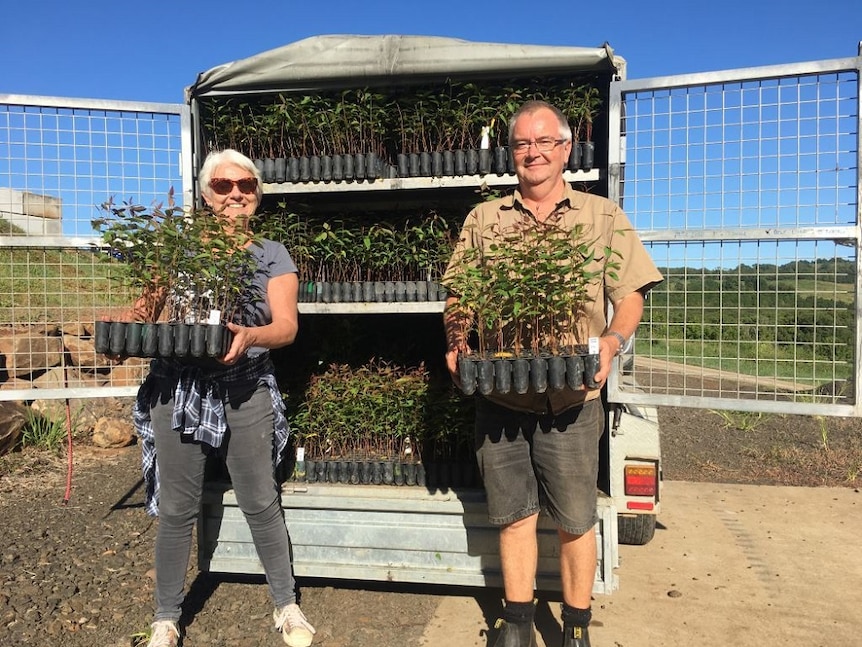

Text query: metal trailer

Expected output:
[0,36,858,598]
[185,36,655,596]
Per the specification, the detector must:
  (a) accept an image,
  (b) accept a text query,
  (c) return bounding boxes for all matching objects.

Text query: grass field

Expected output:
[0,247,132,325]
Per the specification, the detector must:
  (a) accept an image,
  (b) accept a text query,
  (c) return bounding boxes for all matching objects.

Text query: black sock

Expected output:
[561,603,591,628]
[502,600,535,624]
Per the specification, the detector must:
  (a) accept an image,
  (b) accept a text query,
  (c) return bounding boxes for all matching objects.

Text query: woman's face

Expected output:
[203,163,260,224]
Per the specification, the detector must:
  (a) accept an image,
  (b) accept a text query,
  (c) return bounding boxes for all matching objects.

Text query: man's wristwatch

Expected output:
[604,331,627,356]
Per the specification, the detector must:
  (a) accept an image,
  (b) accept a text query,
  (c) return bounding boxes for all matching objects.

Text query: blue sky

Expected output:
[1,0,859,103]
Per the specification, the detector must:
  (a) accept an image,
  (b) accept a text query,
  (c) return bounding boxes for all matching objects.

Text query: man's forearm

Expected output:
[606,290,646,340]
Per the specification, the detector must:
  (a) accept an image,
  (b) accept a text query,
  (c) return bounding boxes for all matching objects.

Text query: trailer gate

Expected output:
[0,95,191,401]
[607,56,861,417]
[2,59,858,415]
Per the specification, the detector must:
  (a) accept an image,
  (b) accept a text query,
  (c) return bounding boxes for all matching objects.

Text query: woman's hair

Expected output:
[198,149,263,202]
[507,100,572,143]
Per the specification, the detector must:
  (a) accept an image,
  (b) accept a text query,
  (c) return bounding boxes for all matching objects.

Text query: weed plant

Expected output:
[21,409,67,452]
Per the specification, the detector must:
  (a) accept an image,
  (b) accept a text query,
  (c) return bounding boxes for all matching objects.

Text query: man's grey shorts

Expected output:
[474,396,604,535]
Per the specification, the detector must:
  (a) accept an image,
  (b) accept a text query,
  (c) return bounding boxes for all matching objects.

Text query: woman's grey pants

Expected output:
[150,384,296,621]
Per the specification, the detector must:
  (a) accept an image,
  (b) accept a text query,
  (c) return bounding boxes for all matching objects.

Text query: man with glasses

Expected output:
[443,100,662,647]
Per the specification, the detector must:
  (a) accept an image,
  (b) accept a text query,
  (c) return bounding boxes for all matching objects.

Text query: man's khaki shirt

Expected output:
[443,183,663,414]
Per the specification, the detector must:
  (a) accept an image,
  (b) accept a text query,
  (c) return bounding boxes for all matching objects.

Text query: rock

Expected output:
[0,401,27,457]
[28,398,67,423]
[63,334,112,369]
[106,361,149,387]
[0,375,38,391]
[31,367,103,391]
[62,322,92,337]
[0,333,64,377]
[91,417,135,448]
[0,323,148,395]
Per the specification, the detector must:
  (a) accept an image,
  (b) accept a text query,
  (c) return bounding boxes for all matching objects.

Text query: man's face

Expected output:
[510,107,571,189]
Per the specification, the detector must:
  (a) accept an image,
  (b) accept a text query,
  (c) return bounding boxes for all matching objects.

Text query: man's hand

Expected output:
[588,290,646,388]
[590,335,619,387]
[443,296,472,389]
[445,345,466,389]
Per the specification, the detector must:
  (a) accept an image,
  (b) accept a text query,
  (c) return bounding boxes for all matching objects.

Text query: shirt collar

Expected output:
[507,182,583,217]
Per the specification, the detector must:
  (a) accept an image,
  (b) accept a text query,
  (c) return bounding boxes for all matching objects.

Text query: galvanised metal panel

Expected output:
[198,483,619,595]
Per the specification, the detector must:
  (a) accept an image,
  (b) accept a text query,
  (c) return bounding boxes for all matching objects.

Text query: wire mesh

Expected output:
[614,65,860,414]
[1,62,859,413]
[0,97,186,400]
[0,99,183,238]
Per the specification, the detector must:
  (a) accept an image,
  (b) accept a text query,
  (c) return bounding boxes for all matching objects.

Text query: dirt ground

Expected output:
[424,479,862,647]
[658,405,862,488]
[0,401,859,646]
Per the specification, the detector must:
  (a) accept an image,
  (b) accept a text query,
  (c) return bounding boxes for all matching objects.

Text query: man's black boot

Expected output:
[492,618,536,647]
[561,623,591,647]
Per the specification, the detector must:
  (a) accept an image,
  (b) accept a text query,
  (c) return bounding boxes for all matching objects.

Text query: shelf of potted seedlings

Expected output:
[260,210,456,314]
[284,361,480,490]
[199,77,604,192]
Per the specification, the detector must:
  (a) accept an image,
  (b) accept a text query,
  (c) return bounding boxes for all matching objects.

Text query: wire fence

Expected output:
[611,59,860,415]
[0,96,189,400]
[1,58,860,417]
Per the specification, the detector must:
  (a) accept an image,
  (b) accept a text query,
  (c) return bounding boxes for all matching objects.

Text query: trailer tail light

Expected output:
[624,464,658,497]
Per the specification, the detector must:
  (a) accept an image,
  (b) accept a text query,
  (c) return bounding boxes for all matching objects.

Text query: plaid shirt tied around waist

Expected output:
[133,352,289,516]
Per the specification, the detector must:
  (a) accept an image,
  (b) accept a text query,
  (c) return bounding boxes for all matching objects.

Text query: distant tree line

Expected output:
[644,258,855,363]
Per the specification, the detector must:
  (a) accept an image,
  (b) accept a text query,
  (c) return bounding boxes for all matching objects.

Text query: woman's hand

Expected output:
[218,274,299,365]
[96,315,127,364]
[220,322,252,365]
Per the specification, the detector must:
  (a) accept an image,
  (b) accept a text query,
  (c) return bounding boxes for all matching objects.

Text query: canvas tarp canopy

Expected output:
[186,34,623,100]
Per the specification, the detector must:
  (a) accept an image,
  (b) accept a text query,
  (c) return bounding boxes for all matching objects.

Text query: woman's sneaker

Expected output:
[273,603,316,647]
[145,620,180,647]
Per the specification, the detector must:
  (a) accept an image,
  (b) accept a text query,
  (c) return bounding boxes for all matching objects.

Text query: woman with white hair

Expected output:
[123,148,315,647]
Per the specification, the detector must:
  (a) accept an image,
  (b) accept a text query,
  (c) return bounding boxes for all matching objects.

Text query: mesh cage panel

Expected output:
[0,97,186,400]
[611,64,860,415]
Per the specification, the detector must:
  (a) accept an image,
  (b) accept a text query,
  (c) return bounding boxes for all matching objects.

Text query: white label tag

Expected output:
[588,336,600,355]
[208,309,221,325]
[296,447,305,462]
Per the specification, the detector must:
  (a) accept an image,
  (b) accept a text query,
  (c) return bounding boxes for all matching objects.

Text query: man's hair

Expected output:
[508,100,572,143]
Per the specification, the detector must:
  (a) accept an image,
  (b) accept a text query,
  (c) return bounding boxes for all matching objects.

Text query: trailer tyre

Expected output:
[618,513,656,545]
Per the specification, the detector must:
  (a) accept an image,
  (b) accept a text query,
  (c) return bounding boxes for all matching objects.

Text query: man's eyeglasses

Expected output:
[209,177,259,195]
[510,138,568,154]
